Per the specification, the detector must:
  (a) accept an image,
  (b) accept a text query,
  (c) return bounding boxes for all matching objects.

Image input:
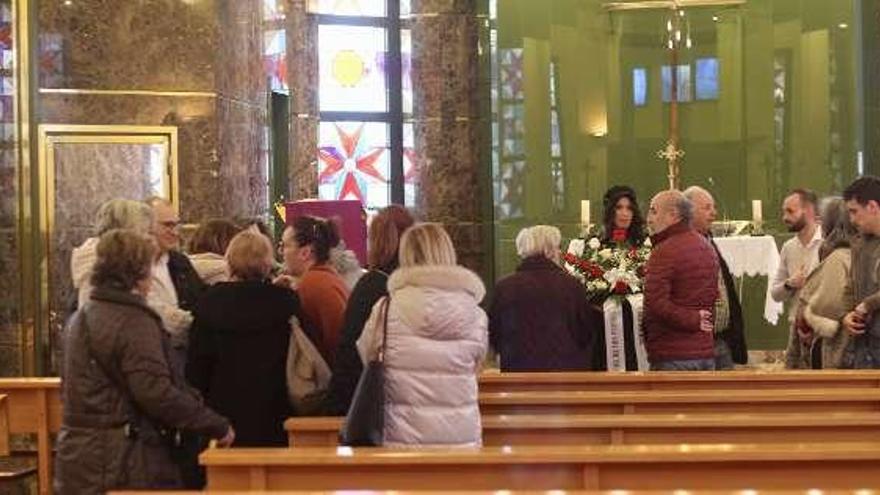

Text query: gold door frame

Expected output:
[36,124,179,372]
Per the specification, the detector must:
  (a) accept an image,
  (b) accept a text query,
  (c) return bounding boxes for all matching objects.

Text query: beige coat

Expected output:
[792,248,854,369]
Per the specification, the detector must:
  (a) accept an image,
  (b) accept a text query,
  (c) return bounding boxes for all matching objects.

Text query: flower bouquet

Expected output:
[562,235,652,303]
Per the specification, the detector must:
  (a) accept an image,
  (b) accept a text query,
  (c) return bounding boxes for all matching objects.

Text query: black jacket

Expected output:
[56,287,229,493]
[186,280,299,446]
[489,256,600,371]
[710,238,748,364]
[168,250,206,313]
[323,270,389,415]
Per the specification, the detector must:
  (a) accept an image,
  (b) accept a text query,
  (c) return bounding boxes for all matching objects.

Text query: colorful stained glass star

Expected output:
[318,123,386,204]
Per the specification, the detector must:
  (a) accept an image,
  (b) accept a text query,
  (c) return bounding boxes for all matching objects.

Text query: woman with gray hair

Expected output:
[488,225,601,371]
[71,199,155,309]
[788,197,857,369]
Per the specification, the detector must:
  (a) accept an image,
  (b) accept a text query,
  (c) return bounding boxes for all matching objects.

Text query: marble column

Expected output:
[32,0,266,374]
[410,0,493,278]
[284,0,319,201]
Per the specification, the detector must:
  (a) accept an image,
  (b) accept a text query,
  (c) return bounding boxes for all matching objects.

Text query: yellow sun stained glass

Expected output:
[332,50,366,88]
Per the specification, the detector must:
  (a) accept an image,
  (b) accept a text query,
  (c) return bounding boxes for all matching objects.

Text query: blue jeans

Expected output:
[651,358,716,371]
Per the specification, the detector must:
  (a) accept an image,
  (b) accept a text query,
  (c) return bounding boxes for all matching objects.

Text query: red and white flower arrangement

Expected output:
[562,234,652,302]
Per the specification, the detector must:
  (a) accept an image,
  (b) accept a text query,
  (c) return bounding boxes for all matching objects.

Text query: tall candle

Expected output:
[581,200,591,229]
[752,199,763,223]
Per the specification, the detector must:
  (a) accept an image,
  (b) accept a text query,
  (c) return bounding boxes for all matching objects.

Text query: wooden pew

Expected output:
[0,378,61,495]
[201,442,880,490]
[0,395,10,457]
[478,388,880,415]
[285,412,880,447]
[478,369,880,392]
[109,492,880,495]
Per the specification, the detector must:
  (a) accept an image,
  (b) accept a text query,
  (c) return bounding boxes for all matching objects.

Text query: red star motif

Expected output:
[318,123,385,204]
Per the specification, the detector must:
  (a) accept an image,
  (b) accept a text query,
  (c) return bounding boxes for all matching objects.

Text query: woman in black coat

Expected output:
[187,230,299,446]
[322,205,415,415]
[489,225,601,371]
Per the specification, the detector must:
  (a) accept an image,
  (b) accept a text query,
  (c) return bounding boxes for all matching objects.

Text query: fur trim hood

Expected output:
[388,265,486,302]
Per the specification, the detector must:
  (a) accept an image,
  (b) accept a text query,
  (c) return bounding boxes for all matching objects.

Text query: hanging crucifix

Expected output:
[605,0,744,190]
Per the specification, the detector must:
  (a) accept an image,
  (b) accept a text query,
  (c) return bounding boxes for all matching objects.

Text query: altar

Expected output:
[713,235,784,326]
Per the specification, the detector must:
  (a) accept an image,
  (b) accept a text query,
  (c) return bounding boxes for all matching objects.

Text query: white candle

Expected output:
[752,199,763,223]
[581,200,591,229]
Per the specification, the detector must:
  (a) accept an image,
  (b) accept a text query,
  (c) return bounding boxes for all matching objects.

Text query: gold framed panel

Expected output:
[36,124,179,373]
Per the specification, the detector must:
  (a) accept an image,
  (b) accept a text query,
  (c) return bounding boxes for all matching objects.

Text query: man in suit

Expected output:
[683,186,748,369]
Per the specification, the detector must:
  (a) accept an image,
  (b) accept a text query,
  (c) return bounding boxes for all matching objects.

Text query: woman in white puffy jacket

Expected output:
[357,223,488,446]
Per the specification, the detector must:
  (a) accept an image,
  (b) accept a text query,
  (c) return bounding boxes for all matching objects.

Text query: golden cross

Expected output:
[656,140,685,190]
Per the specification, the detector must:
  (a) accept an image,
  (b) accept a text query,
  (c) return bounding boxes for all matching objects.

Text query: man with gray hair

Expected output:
[489,225,600,370]
[683,186,748,369]
[643,190,719,371]
[70,198,155,308]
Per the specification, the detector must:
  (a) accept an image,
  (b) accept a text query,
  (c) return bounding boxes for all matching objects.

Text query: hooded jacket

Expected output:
[357,265,488,446]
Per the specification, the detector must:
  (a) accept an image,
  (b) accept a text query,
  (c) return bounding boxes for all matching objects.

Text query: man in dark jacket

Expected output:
[684,186,748,368]
[489,225,601,371]
[146,197,207,488]
[644,190,719,371]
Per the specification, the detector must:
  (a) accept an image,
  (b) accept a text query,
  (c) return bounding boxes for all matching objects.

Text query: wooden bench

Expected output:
[201,442,880,490]
[285,411,880,447]
[478,388,880,415]
[0,379,61,495]
[109,492,880,495]
[478,370,880,392]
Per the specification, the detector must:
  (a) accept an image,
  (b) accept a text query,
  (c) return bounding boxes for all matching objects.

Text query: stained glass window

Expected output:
[315,0,407,211]
[264,29,288,92]
[319,25,387,113]
[318,121,390,210]
[264,0,285,21]
[401,29,413,115]
[310,0,386,17]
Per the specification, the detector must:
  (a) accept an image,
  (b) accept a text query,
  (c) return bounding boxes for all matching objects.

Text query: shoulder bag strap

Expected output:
[377,297,390,364]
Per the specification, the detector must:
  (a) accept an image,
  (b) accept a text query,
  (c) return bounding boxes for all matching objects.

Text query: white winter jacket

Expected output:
[357,265,488,447]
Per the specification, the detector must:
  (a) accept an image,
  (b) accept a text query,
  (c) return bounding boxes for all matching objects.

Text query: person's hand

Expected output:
[272,274,296,291]
[787,267,806,291]
[699,310,713,333]
[843,310,866,335]
[215,427,235,448]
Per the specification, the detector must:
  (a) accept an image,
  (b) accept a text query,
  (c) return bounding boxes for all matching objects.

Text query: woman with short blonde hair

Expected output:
[356,222,487,446]
[226,230,274,281]
[187,229,302,446]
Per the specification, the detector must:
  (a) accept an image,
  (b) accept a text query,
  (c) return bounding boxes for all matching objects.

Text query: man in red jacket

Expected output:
[644,190,719,371]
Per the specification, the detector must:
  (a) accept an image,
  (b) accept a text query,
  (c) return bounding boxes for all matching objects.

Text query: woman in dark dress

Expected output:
[323,205,415,415]
[595,185,647,370]
[187,230,299,446]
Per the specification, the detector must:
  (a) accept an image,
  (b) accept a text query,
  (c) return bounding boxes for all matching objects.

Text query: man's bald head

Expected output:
[648,190,692,235]
[683,186,716,234]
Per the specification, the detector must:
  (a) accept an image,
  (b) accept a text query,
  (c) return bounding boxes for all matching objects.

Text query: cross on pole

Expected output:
[656,140,685,190]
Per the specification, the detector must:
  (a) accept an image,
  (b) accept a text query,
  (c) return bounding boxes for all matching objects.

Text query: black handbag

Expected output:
[339,297,390,446]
